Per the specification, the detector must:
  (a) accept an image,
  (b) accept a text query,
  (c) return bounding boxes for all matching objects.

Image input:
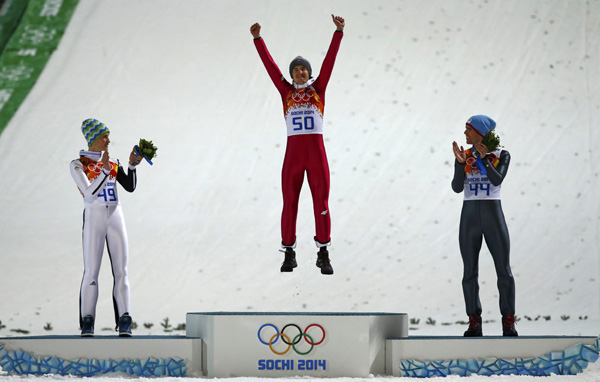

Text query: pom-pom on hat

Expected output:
[81,118,109,147]
[289,56,312,79]
[466,115,496,137]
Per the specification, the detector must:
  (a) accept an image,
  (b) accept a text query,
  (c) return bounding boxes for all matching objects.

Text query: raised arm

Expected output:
[451,160,466,193]
[312,15,345,91]
[70,156,111,202]
[483,150,510,186]
[251,22,289,95]
[451,141,466,193]
[117,164,137,193]
[117,147,140,193]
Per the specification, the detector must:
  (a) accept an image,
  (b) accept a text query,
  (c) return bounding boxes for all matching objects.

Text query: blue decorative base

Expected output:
[400,338,600,377]
[2,333,598,377]
[0,345,187,377]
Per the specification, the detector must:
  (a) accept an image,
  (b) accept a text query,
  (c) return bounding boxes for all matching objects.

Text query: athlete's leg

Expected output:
[281,140,306,246]
[459,201,484,317]
[306,137,331,245]
[106,205,131,327]
[481,201,515,316]
[80,207,107,327]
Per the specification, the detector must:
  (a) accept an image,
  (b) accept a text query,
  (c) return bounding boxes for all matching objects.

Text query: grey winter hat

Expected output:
[289,56,312,79]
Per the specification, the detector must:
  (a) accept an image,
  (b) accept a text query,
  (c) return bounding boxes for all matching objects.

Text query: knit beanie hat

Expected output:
[466,115,496,137]
[81,118,110,147]
[289,56,312,79]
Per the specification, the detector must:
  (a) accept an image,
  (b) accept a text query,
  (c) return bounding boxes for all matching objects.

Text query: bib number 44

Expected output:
[469,183,491,196]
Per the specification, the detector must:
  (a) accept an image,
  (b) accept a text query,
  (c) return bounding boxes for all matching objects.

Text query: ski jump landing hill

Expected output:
[1,0,599,379]
[1,312,599,378]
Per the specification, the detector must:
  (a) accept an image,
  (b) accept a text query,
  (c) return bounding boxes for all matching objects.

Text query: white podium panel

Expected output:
[186,312,408,377]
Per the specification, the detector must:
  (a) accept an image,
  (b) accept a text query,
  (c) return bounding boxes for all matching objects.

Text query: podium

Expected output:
[1,312,597,377]
[186,311,408,377]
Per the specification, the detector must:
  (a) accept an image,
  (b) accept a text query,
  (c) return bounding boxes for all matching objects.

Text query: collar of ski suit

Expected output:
[293,78,316,89]
[79,150,103,161]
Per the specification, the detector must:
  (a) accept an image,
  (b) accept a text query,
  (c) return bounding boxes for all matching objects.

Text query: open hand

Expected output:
[101,151,111,171]
[474,143,488,158]
[452,141,466,163]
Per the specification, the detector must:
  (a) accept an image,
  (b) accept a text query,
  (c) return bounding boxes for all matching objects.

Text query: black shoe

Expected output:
[316,247,333,275]
[502,314,518,337]
[280,248,297,272]
[463,315,482,337]
[81,315,94,337]
[118,313,132,337]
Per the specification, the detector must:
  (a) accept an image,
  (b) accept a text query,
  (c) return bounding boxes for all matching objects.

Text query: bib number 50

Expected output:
[292,116,315,131]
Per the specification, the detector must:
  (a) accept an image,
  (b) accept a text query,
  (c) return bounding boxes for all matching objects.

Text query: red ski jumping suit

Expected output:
[254,31,343,247]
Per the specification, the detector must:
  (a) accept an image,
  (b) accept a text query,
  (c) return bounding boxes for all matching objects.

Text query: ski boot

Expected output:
[81,315,94,337]
[316,247,333,275]
[280,247,297,272]
[118,313,133,337]
[463,315,483,337]
[502,314,518,337]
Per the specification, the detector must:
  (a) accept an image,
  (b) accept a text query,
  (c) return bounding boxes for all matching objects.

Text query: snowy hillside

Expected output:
[0,0,598,338]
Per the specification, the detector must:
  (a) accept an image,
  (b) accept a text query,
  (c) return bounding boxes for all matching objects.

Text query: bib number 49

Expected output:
[292,116,315,131]
[98,188,117,202]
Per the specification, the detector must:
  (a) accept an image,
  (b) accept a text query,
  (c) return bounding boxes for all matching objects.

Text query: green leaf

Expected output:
[138,138,158,160]
[477,130,502,156]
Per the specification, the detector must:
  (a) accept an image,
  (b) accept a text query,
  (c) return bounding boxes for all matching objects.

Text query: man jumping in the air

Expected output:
[250,15,345,275]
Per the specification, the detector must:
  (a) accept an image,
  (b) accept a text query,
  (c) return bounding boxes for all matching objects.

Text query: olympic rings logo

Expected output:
[258,323,326,355]
[87,162,105,175]
[291,89,314,103]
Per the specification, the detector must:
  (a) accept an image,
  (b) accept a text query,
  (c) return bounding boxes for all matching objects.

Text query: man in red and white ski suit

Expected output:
[251,15,344,274]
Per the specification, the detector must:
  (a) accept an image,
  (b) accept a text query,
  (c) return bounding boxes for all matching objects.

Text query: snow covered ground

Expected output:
[1,363,600,382]
[0,0,599,379]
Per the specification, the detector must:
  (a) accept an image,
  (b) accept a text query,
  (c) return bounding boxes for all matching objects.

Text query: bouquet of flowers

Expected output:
[134,138,158,165]
[476,130,503,157]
